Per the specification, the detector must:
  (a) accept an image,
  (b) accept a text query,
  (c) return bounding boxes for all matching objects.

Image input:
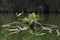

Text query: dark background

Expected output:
[0,0,60,13]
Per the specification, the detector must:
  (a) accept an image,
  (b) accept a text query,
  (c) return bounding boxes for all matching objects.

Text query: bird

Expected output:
[16,11,23,17]
[17,25,29,31]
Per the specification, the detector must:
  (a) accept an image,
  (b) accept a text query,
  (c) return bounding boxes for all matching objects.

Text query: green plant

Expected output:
[23,13,39,24]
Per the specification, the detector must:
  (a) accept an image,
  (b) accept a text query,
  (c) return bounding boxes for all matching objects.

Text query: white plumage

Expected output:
[16,12,23,17]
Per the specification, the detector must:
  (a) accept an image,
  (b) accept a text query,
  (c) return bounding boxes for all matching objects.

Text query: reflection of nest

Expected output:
[1,21,60,36]
[6,29,20,34]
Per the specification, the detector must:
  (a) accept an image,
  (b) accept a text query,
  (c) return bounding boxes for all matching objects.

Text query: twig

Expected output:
[56,29,60,36]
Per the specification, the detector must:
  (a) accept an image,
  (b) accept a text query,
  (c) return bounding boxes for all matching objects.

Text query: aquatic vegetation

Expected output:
[23,13,39,24]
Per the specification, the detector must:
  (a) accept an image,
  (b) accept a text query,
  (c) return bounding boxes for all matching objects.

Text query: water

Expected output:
[0,13,60,40]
